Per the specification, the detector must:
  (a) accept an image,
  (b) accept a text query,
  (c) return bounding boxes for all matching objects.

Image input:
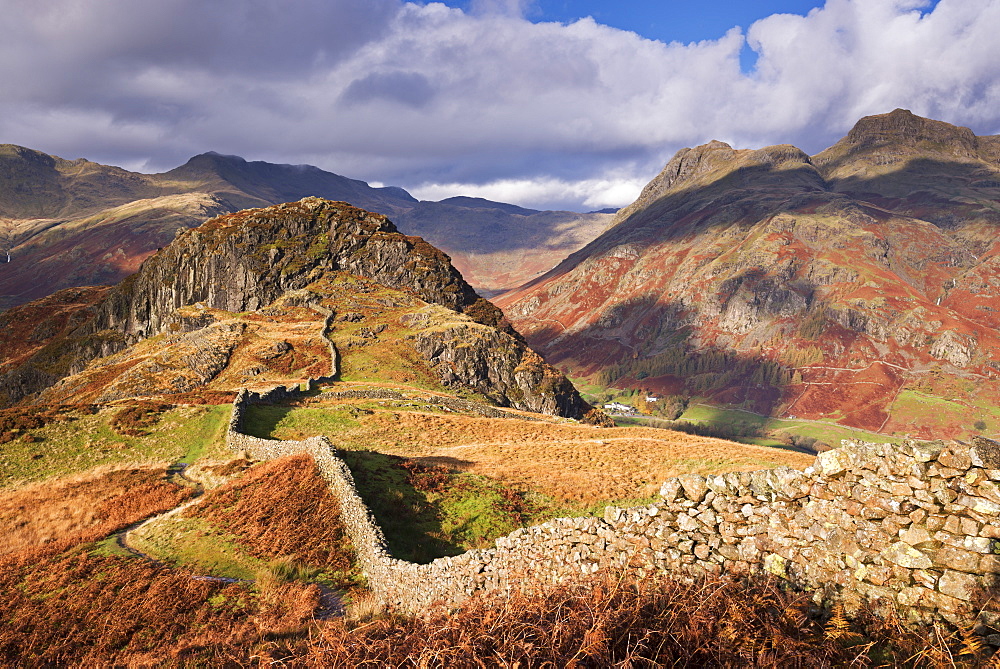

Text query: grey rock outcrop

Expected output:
[1,198,522,405]
[85,197,499,341]
[410,322,590,417]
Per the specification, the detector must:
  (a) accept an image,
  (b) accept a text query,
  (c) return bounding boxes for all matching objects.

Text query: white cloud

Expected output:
[741,0,1000,139]
[0,0,998,210]
[468,0,535,17]
[410,175,646,211]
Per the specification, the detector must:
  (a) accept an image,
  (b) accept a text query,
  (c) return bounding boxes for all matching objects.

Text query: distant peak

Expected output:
[186,151,248,165]
[841,108,979,155]
[700,140,734,151]
[625,139,813,210]
[438,196,537,215]
[165,151,253,181]
[375,185,417,202]
[643,140,737,193]
[0,144,57,167]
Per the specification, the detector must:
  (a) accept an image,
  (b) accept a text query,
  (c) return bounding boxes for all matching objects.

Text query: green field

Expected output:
[129,514,270,581]
[0,404,232,488]
[242,405,361,441]
[610,401,900,450]
[685,404,897,442]
[889,389,996,435]
[679,404,901,445]
[341,449,581,563]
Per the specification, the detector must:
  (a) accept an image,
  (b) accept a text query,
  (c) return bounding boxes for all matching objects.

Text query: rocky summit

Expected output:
[0,197,600,423]
[4,111,1000,663]
[496,110,1000,439]
[0,147,611,311]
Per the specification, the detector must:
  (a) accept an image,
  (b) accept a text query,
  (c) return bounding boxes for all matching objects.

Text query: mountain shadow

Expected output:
[498,111,1000,438]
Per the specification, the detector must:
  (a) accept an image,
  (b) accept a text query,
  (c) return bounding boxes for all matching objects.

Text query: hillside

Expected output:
[496,109,1000,439]
[0,194,810,656]
[0,166,992,664]
[0,197,603,422]
[0,147,612,310]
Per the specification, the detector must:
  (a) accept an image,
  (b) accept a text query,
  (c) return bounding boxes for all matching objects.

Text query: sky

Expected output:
[1,0,997,212]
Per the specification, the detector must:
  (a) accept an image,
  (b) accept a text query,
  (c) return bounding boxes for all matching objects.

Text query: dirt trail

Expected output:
[114,462,206,564]
[114,461,347,617]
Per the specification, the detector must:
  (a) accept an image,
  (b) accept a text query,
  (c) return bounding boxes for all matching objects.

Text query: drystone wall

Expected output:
[318,388,541,420]
[226,386,1000,632]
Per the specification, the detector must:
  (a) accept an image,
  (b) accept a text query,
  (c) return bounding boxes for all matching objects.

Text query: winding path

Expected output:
[113,460,346,618]
[114,462,207,565]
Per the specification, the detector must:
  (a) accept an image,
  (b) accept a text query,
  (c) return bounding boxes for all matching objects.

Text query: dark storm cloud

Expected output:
[341,71,436,108]
[0,0,400,80]
[0,0,998,210]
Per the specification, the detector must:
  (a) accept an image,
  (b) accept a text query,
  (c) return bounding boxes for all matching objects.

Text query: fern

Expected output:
[824,602,852,641]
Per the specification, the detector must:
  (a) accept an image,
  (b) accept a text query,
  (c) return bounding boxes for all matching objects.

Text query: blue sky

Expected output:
[0,0,990,211]
[534,1,826,40]
[526,0,827,70]
[447,1,826,52]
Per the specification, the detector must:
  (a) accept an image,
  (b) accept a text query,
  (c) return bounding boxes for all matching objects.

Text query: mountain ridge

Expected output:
[496,109,1000,439]
[0,197,601,424]
[0,148,613,310]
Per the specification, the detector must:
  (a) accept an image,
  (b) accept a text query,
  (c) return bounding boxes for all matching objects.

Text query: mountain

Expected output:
[0,147,612,311]
[0,197,601,423]
[0,202,818,665]
[495,109,1000,439]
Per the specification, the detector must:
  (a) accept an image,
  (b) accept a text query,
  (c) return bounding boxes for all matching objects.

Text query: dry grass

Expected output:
[109,400,172,436]
[0,463,192,555]
[302,572,996,668]
[0,455,991,667]
[0,403,94,444]
[212,307,334,391]
[1,551,990,667]
[0,546,321,666]
[0,402,233,488]
[329,410,814,504]
[185,457,255,489]
[37,302,333,404]
[188,454,360,588]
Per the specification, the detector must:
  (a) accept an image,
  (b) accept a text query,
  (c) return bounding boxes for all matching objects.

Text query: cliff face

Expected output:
[0,147,611,311]
[83,197,491,340]
[0,286,112,406]
[1,199,595,423]
[496,110,1000,438]
[406,316,591,418]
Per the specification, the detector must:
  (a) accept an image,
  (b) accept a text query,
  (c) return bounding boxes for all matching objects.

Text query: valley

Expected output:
[498,110,1000,441]
[1,196,788,583]
[2,112,999,663]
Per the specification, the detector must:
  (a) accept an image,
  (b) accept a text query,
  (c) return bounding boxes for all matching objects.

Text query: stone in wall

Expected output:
[223,381,1000,633]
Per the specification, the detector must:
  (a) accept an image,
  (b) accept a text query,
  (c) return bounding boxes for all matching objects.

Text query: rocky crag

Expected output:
[80,197,502,340]
[497,110,1000,438]
[0,198,597,422]
[0,146,611,310]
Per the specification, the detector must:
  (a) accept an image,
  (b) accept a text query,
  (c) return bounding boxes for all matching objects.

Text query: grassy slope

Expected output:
[310,274,482,397]
[128,455,362,589]
[677,404,903,445]
[578,378,903,447]
[0,466,193,556]
[249,398,811,482]
[341,449,573,563]
[0,404,231,489]
[241,393,812,543]
[6,538,979,666]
